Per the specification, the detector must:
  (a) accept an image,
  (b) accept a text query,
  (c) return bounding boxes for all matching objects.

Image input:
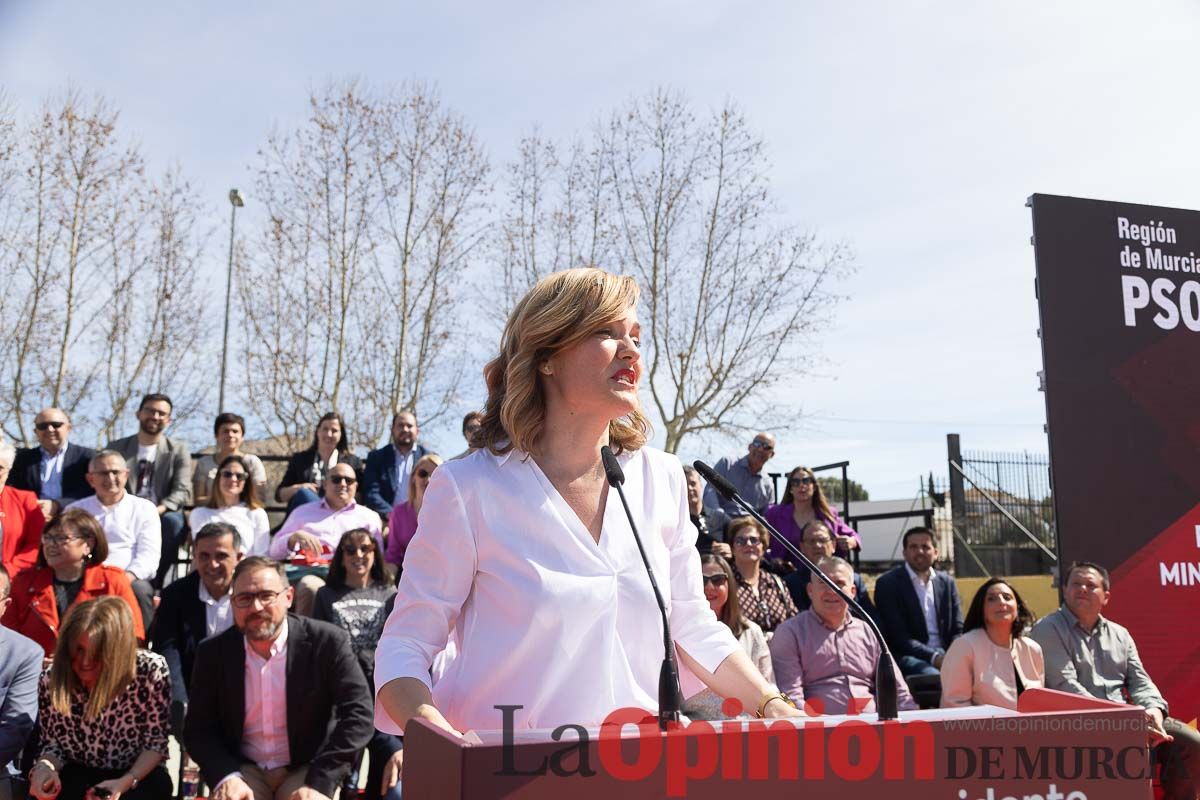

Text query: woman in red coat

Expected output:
[0,441,45,576]
[1,508,143,656]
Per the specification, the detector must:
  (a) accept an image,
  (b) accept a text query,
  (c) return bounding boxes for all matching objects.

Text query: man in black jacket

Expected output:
[151,522,244,733]
[10,407,95,518]
[183,557,373,800]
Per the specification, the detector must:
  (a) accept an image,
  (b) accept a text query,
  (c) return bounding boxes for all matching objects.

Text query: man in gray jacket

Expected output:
[1032,561,1199,800]
[0,565,43,800]
[107,393,193,588]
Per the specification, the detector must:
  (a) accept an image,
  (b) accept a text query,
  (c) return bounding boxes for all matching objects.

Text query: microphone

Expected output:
[601,445,685,730]
[693,460,901,721]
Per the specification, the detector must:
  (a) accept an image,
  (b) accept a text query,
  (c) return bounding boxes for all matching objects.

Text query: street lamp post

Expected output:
[219,188,245,414]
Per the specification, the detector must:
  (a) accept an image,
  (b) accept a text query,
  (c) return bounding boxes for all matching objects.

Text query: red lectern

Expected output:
[402,689,1152,799]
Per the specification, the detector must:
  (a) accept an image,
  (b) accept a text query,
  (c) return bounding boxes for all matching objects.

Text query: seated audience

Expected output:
[150,522,244,732]
[67,451,160,627]
[0,565,42,800]
[276,412,362,515]
[941,577,1043,710]
[10,408,94,519]
[770,556,916,715]
[703,433,777,517]
[192,413,268,506]
[2,509,144,656]
[683,465,731,558]
[873,526,963,677]
[729,516,797,637]
[0,440,45,577]
[765,465,861,562]
[683,554,773,720]
[270,463,383,616]
[27,597,172,800]
[450,410,483,460]
[183,556,374,800]
[384,453,442,574]
[783,520,876,622]
[362,411,429,519]
[1032,562,1200,800]
[312,529,401,800]
[189,455,271,556]
[105,393,193,588]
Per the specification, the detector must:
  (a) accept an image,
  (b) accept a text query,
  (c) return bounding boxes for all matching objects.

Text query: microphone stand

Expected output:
[693,460,901,721]
[601,446,684,730]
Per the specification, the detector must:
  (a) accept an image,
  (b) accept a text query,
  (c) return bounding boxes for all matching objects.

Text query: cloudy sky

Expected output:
[3,1,1198,498]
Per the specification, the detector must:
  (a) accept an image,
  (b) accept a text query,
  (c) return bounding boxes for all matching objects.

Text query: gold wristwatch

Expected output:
[756,691,797,718]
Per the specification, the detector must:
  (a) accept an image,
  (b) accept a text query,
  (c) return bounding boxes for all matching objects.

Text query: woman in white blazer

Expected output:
[941,577,1044,710]
[375,267,803,735]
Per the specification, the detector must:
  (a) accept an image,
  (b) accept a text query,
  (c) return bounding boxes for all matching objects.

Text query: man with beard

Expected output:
[106,393,193,588]
[362,411,429,518]
[151,522,245,733]
[184,557,372,800]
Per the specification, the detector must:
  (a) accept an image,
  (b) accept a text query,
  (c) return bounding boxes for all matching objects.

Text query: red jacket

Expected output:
[0,485,45,577]
[0,564,145,656]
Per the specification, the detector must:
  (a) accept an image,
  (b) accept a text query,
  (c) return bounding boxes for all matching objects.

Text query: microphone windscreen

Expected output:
[693,460,737,500]
[600,445,625,487]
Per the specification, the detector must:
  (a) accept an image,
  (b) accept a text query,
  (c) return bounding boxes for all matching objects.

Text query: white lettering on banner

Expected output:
[1194,524,1200,549]
[1160,562,1200,586]
[1120,276,1200,330]
[1117,216,1178,246]
[956,783,1086,800]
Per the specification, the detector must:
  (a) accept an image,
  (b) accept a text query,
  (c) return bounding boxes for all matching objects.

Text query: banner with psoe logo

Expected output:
[1029,193,1200,728]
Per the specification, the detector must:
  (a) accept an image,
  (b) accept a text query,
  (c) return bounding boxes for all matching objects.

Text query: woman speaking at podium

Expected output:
[375,267,800,735]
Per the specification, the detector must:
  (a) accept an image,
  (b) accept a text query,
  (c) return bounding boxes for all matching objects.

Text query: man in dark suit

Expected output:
[184,556,372,800]
[0,565,43,800]
[106,393,193,587]
[783,519,878,624]
[150,522,244,733]
[10,407,95,518]
[873,526,963,677]
[361,411,430,519]
[683,465,731,557]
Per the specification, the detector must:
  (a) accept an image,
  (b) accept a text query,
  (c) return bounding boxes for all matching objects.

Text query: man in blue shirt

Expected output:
[703,432,777,517]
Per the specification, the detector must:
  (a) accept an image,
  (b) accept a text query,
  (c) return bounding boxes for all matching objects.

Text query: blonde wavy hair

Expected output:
[477,267,651,456]
[48,596,139,719]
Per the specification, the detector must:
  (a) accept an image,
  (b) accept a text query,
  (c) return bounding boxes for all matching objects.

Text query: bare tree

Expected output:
[496,91,852,453]
[238,81,490,448]
[0,92,212,445]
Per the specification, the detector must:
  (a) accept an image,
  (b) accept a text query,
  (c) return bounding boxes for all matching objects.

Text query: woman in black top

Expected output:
[276,412,363,514]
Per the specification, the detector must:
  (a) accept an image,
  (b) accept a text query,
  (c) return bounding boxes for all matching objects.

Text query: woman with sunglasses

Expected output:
[384,453,443,575]
[765,466,861,565]
[187,454,270,556]
[313,529,402,800]
[2,509,143,656]
[375,267,802,740]
[683,554,775,719]
[729,516,798,638]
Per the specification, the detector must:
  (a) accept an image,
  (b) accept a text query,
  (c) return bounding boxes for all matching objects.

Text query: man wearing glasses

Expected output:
[703,432,778,518]
[10,408,96,519]
[184,557,373,800]
[270,464,383,616]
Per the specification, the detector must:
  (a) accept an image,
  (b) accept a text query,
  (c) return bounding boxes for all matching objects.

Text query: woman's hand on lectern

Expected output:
[762,697,805,719]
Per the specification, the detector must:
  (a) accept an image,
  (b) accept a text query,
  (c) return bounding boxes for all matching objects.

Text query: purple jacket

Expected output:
[764,503,861,563]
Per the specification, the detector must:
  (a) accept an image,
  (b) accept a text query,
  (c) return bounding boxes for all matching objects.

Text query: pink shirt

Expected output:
[269,499,383,560]
[242,620,290,770]
[384,501,418,567]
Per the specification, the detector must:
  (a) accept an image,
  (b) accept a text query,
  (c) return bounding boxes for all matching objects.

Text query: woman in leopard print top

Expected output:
[28,597,172,800]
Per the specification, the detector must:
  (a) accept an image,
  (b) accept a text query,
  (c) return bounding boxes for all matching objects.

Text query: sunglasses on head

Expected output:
[702,574,729,587]
[35,421,66,431]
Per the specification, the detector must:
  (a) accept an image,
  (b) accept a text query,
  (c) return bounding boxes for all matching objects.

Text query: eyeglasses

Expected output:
[789,476,816,486]
[750,440,774,452]
[702,574,729,587]
[42,534,85,546]
[89,469,126,478]
[232,590,286,609]
[416,468,433,479]
[733,535,762,547]
[35,421,66,431]
[804,536,833,546]
[328,475,357,485]
[220,470,248,482]
[342,545,375,555]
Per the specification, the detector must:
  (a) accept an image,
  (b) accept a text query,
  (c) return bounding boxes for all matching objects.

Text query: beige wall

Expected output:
[956,575,1060,620]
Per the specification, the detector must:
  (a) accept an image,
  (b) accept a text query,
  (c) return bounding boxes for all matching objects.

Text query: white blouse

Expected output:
[373,445,740,732]
[188,504,271,556]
